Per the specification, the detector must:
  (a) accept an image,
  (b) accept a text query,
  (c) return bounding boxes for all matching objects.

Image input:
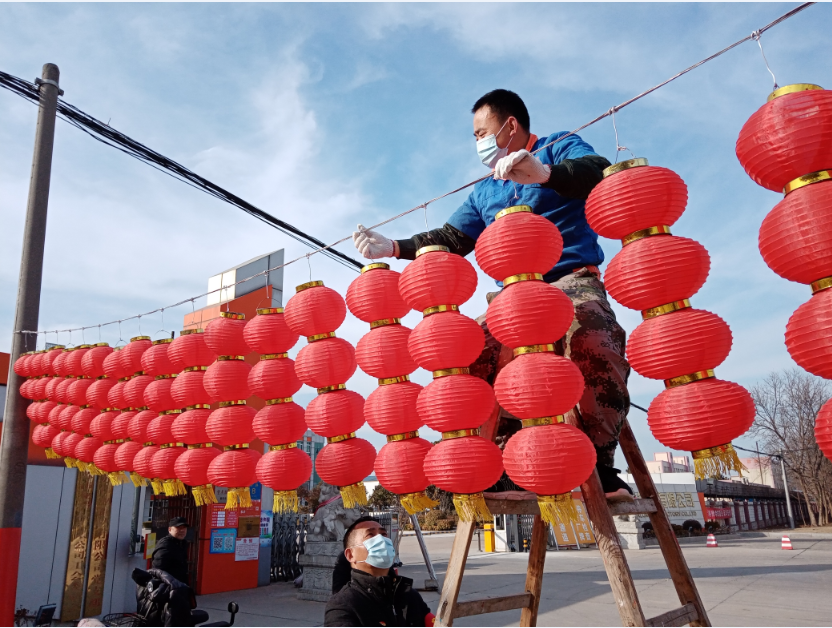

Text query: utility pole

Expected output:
[779,450,795,530]
[0,63,61,625]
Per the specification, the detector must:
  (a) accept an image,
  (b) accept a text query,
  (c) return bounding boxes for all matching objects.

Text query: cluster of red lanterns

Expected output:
[248,308,312,514]
[16,344,70,462]
[735,83,832,463]
[286,280,375,508]
[347,263,437,514]
[398,246,503,522]
[475,206,597,526]
[586,159,754,478]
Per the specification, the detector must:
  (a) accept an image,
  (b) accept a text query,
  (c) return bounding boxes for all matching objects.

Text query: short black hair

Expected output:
[343,516,380,550]
[472,89,530,132]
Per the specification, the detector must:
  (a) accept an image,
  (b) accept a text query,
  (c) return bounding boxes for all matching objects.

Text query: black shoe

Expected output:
[597,465,634,502]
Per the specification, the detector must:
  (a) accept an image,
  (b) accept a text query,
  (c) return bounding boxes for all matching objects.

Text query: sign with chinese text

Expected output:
[209,504,239,529]
[706,506,733,520]
[210,528,236,554]
[235,536,259,561]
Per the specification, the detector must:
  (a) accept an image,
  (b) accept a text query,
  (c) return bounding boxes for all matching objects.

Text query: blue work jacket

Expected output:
[447,131,605,283]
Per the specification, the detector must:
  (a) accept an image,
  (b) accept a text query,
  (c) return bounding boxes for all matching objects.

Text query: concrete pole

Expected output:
[780,451,795,530]
[0,63,61,625]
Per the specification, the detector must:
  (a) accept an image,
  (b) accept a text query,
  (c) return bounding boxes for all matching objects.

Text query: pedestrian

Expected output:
[352,88,634,500]
[325,518,434,627]
[149,516,195,626]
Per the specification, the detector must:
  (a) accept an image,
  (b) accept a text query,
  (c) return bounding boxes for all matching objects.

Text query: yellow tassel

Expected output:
[273,490,299,514]
[75,460,88,473]
[163,479,187,497]
[400,491,439,515]
[87,464,105,477]
[45,448,61,460]
[150,479,164,495]
[537,493,579,527]
[340,482,368,509]
[226,487,252,510]
[453,492,492,522]
[64,457,77,469]
[128,473,146,488]
[192,484,217,507]
[692,443,747,480]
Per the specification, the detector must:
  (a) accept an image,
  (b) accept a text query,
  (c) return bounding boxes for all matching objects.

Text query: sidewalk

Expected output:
[197,532,832,626]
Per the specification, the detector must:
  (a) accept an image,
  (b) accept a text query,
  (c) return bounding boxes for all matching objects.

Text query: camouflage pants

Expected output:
[472,267,630,468]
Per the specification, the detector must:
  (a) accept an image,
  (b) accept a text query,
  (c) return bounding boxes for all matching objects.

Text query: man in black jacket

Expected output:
[325,518,433,627]
[149,517,194,627]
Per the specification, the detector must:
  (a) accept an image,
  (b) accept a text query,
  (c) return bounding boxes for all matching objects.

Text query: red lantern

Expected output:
[144,377,178,414]
[294,338,356,389]
[785,288,832,379]
[120,336,152,375]
[416,375,494,433]
[44,377,61,402]
[494,352,585,419]
[87,378,117,411]
[146,413,177,446]
[171,367,211,408]
[54,350,71,377]
[355,324,417,379]
[375,438,437,513]
[816,398,832,463]
[141,339,176,377]
[89,410,119,441]
[474,208,563,279]
[68,378,94,407]
[50,404,72,430]
[175,446,222,505]
[61,432,85,467]
[204,358,251,402]
[304,390,364,438]
[243,308,300,354]
[112,410,136,441]
[107,379,128,410]
[82,344,113,379]
[35,400,57,424]
[256,447,312,513]
[408,312,484,371]
[128,409,158,444]
[314,437,377,508]
[13,352,32,377]
[346,264,411,323]
[205,312,250,356]
[503,422,596,522]
[398,247,478,312]
[56,378,75,404]
[736,85,832,192]
[94,443,127,485]
[115,440,145,485]
[486,281,574,348]
[123,374,154,409]
[648,378,754,477]
[42,346,64,376]
[365,381,424,435]
[284,282,347,337]
[205,403,256,446]
[152,446,188,496]
[169,329,216,371]
[758,181,832,284]
[627,309,733,380]
[33,423,61,459]
[133,445,161,492]
[102,349,127,380]
[423,436,504,520]
[604,235,710,311]
[51,430,73,461]
[74,435,103,474]
[65,346,91,377]
[172,407,212,444]
[69,406,93,434]
[208,449,260,509]
[252,401,306,445]
[585,165,688,239]
[248,357,301,400]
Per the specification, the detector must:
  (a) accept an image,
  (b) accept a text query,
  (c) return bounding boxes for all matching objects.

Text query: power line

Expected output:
[0,70,363,272]
[4,1,815,340]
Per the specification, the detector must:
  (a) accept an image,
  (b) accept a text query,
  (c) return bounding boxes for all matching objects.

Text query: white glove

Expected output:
[494,149,551,184]
[353,224,395,259]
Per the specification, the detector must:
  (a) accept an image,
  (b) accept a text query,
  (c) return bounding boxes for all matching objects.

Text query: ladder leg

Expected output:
[435,520,476,627]
[566,410,646,627]
[619,419,711,627]
[520,515,548,627]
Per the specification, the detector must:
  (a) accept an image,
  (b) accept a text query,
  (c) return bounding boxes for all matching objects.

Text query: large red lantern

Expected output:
[355,324,417,379]
[169,329,216,372]
[133,445,161,493]
[366,381,424,435]
[120,336,152,376]
[785,288,832,379]
[248,357,301,400]
[408,312,484,371]
[205,312,250,356]
[346,264,410,323]
[736,84,832,192]
[61,432,85,468]
[294,337,356,389]
[175,446,222,505]
[474,209,563,279]
[124,373,154,409]
[152,445,188,496]
[33,423,61,459]
[87,377,117,411]
[82,343,113,379]
[128,409,158,445]
[204,357,251,402]
[816,398,832,463]
[208,448,261,509]
[74,435,104,475]
[416,375,494,433]
[171,367,211,408]
[284,281,347,337]
[115,440,146,486]
[141,338,177,377]
[486,281,574,348]
[398,247,478,312]
[206,402,256,446]
[304,390,364,437]
[314,437,376,507]
[244,308,300,354]
[494,351,585,419]
[253,400,306,445]
[374,436,437,513]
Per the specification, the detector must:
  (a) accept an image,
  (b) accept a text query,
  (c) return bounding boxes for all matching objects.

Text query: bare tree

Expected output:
[750,369,832,526]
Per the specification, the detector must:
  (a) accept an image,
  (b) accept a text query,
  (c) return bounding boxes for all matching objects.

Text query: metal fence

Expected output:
[271,512,309,582]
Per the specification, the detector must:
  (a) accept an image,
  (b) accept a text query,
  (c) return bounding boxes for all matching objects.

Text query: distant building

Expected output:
[735,457,785,490]
[297,429,325,490]
[645,451,692,474]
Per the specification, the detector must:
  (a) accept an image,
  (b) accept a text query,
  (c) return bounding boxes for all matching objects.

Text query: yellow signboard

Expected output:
[551,498,596,546]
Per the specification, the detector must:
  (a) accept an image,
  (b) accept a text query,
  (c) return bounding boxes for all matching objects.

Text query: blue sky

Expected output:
[1,3,831,467]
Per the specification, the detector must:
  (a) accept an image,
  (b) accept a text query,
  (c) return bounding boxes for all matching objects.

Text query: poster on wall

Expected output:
[210,528,237,554]
[235,536,259,561]
[260,510,273,548]
[209,504,239,529]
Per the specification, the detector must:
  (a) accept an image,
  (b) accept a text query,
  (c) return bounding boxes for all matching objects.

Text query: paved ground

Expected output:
[197,532,832,626]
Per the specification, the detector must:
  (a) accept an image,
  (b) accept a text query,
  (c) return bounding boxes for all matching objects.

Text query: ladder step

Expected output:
[645,603,699,627]
[609,497,657,516]
[452,593,534,618]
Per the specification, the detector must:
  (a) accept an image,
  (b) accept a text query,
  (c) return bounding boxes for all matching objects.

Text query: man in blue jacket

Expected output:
[353,89,632,499]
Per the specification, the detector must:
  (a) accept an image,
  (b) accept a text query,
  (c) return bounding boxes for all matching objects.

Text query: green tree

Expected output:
[369,484,397,509]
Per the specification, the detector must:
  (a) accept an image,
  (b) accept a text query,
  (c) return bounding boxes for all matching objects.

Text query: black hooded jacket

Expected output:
[324,569,431,627]
[151,535,190,585]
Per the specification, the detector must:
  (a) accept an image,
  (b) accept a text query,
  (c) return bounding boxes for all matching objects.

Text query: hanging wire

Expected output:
[10,2,816,340]
[306,253,313,282]
[752,30,780,91]
[610,107,635,164]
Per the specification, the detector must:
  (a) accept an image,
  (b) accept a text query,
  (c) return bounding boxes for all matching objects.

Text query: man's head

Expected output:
[343,516,391,577]
[168,517,189,540]
[472,89,530,157]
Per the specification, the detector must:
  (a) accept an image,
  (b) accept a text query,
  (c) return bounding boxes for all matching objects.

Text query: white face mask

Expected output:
[476,118,512,168]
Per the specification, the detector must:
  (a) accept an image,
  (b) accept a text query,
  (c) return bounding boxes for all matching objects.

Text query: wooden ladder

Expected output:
[434,349,710,627]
